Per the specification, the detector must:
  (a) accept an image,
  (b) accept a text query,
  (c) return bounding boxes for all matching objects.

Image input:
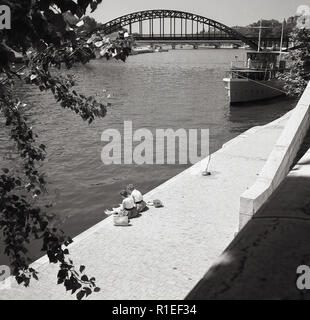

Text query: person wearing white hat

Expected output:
[127,184,147,213]
[120,190,139,219]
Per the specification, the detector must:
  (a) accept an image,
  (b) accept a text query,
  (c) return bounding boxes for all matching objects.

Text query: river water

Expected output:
[0,49,295,263]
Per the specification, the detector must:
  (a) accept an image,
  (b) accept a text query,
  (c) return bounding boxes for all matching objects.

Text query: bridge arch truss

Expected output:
[101,10,258,50]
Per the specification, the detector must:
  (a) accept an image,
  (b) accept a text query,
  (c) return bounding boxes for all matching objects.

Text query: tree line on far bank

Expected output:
[232,17,297,38]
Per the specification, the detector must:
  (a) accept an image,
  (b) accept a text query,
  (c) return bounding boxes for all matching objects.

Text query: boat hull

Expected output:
[131,47,155,55]
[223,78,285,104]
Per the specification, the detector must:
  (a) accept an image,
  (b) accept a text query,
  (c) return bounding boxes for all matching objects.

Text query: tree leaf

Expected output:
[76,290,85,300]
[81,275,88,282]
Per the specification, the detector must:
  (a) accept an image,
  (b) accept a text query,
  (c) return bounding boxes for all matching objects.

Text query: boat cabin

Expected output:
[246,51,280,70]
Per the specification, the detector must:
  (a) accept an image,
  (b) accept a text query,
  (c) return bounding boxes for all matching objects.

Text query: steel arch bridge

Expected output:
[101,9,259,50]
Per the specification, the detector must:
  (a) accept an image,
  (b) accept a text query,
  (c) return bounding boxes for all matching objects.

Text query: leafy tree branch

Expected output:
[277,28,310,97]
[0,0,131,299]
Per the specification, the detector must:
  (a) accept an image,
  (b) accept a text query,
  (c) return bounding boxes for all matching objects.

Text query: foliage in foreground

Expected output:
[277,28,310,97]
[0,0,131,299]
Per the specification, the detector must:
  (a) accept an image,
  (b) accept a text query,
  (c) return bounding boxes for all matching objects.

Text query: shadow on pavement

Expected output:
[186,173,310,300]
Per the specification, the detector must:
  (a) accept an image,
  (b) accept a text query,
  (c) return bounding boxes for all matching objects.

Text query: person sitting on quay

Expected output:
[120,190,140,219]
[105,190,139,219]
[126,184,147,213]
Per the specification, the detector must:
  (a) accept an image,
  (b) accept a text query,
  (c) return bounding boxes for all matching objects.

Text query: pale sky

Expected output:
[89,0,303,26]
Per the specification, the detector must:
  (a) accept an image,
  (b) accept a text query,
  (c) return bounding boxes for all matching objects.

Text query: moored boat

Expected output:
[131,46,155,55]
[154,47,169,53]
[223,19,288,104]
[223,51,286,104]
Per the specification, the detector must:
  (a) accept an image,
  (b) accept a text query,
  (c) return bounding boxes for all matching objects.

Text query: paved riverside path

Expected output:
[0,112,291,300]
[186,145,310,300]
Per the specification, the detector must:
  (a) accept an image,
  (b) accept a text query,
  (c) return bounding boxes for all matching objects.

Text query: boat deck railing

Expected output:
[226,69,279,81]
[231,60,279,70]
[230,60,247,69]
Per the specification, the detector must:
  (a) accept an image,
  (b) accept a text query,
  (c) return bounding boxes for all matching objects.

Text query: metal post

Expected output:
[197,20,199,39]
[258,19,262,52]
[163,17,165,38]
[192,19,194,38]
[173,17,175,38]
[185,18,187,37]
[150,16,152,37]
[174,17,176,37]
[279,19,284,59]
[181,17,183,37]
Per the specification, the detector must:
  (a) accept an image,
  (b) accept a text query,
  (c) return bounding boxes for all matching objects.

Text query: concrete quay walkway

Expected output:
[187,145,310,300]
[0,112,291,300]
